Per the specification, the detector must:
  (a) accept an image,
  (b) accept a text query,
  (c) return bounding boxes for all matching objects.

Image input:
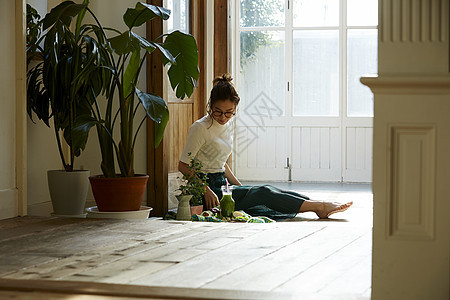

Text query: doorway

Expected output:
[232,0,377,183]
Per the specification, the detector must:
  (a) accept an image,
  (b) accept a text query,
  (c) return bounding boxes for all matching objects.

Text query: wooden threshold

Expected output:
[0,278,287,299]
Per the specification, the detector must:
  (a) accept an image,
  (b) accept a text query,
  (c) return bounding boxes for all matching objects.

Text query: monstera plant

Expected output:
[41,1,199,212]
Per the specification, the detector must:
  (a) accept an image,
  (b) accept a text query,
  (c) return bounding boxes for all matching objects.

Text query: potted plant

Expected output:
[176,153,208,220]
[48,1,199,212]
[26,3,100,217]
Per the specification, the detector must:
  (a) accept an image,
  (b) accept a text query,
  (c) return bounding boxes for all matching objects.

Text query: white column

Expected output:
[361,1,450,299]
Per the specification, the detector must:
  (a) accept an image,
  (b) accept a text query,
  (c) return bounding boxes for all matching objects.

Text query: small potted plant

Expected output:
[176,153,208,220]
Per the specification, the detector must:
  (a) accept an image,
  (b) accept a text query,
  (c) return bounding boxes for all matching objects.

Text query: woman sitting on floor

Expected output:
[178,74,352,221]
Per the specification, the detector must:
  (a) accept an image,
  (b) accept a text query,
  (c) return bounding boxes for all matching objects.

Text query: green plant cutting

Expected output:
[177,153,208,206]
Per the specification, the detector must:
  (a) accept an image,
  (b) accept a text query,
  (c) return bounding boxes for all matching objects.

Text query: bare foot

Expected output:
[315,201,353,219]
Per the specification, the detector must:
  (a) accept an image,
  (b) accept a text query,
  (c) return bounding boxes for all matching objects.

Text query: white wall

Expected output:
[0,0,19,219]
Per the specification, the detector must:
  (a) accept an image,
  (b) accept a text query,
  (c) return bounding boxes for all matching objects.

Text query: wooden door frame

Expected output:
[146,0,166,217]
[214,0,228,76]
[16,0,27,216]
[147,0,222,216]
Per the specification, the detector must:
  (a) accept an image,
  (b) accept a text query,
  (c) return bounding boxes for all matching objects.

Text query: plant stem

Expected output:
[132,115,146,150]
[54,121,69,171]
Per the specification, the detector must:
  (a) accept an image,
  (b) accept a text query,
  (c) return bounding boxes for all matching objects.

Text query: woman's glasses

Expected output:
[212,110,236,118]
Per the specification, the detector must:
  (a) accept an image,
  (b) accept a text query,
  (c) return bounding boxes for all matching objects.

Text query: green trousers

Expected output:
[204,172,309,220]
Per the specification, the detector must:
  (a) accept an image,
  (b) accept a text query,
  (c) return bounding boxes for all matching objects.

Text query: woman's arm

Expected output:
[224,163,242,186]
[178,161,219,209]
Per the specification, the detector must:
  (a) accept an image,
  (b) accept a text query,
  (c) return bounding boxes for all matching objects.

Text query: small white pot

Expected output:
[47,170,90,217]
[176,194,193,221]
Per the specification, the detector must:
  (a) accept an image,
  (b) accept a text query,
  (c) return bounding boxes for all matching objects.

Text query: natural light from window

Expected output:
[238,0,378,117]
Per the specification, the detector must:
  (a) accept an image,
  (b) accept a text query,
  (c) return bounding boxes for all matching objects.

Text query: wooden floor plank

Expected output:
[318,248,372,295]
[272,230,372,294]
[129,223,326,288]
[64,261,176,283]
[202,224,371,291]
[0,189,373,299]
[2,222,203,280]
[96,262,177,284]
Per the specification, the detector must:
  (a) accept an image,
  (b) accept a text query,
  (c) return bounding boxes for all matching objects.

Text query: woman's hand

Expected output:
[205,186,220,209]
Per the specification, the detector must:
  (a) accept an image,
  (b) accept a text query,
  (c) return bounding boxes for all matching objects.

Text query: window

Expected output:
[164,0,190,102]
[237,0,378,117]
[234,0,378,182]
[166,0,189,34]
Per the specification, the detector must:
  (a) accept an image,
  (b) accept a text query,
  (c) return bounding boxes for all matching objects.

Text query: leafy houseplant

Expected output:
[26,3,97,172]
[26,3,101,216]
[40,1,199,212]
[177,153,208,207]
[69,0,199,176]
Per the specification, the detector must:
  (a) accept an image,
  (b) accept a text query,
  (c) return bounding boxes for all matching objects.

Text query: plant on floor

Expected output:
[65,0,200,178]
[26,3,98,216]
[32,0,199,212]
[178,153,208,206]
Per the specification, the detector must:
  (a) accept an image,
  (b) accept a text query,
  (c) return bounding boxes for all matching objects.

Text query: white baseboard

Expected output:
[27,199,98,217]
[27,201,52,217]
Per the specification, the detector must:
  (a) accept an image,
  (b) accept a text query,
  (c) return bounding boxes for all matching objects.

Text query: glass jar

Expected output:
[220,185,235,218]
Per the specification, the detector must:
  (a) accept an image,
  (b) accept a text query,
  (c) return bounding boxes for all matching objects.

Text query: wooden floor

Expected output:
[0,190,372,299]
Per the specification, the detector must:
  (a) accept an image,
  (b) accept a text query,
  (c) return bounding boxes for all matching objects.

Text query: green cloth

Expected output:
[191,210,275,223]
[164,210,275,223]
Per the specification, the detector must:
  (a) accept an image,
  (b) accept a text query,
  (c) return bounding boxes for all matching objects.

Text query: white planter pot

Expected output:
[176,194,193,221]
[47,170,90,217]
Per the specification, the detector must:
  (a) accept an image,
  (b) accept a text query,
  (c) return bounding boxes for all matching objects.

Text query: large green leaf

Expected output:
[108,31,140,55]
[43,1,87,30]
[131,31,157,54]
[123,2,170,29]
[123,50,140,99]
[135,88,169,148]
[131,32,175,63]
[74,0,89,39]
[153,42,175,64]
[27,64,51,127]
[162,31,199,99]
[70,114,99,157]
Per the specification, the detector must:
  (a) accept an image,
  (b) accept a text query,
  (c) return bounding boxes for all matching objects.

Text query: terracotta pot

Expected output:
[89,174,149,212]
[190,205,203,216]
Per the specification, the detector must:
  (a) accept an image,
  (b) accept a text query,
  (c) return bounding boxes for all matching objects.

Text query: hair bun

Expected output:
[213,73,233,85]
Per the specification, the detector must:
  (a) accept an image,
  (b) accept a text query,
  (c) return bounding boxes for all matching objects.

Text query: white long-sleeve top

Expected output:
[179,114,233,173]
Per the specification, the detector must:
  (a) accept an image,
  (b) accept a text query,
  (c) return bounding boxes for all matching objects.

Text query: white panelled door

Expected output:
[234,0,377,183]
